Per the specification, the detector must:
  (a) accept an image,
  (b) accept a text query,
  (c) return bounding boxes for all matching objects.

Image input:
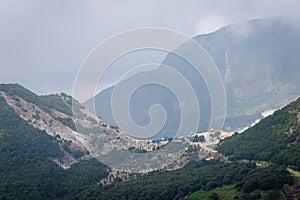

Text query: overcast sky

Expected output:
[0,0,299,97]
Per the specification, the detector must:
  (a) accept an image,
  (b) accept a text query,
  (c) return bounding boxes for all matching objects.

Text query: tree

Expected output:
[208,192,219,200]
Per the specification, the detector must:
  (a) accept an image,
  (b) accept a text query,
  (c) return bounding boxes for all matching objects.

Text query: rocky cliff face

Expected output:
[0,84,128,169]
[0,90,91,168]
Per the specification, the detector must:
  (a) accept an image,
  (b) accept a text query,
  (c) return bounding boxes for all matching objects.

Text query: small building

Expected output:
[152,139,161,143]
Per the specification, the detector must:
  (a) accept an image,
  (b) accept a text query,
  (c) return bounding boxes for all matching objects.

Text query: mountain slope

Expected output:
[0,85,108,199]
[218,97,300,169]
[88,17,300,133]
[195,17,300,128]
[0,83,142,168]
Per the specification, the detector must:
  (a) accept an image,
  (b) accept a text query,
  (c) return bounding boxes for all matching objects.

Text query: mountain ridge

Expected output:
[87,17,300,134]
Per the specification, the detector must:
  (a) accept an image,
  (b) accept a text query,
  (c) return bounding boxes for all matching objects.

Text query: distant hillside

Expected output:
[87,17,300,133]
[194,17,300,129]
[218,97,300,170]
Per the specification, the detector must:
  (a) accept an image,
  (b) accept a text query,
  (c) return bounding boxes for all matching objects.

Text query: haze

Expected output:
[0,0,299,96]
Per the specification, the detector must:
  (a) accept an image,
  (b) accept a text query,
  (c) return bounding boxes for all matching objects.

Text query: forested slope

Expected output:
[218,97,300,169]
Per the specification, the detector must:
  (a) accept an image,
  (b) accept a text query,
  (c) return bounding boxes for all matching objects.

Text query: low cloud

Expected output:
[0,0,299,96]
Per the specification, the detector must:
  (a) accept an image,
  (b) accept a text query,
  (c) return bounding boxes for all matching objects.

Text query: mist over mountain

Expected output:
[87,17,300,134]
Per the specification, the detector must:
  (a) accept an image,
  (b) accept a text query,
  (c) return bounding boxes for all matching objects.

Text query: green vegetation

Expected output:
[62,143,85,159]
[218,97,300,170]
[0,83,80,131]
[0,83,73,116]
[56,116,77,131]
[74,161,256,200]
[235,165,293,193]
[0,95,108,199]
[188,184,239,200]
[187,97,300,200]
[39,94,73,116]
[189,165,293,200]
[0,129,4,138]
[74,162,295,200]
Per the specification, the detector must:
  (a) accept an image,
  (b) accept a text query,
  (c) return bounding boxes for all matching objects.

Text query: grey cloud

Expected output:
[0,0,299,96]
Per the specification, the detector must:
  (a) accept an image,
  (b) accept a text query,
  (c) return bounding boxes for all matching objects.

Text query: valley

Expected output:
[1,83,300,199]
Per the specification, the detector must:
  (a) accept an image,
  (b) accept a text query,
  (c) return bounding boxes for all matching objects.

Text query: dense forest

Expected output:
[73,162,295,200]
[218,97,300,170]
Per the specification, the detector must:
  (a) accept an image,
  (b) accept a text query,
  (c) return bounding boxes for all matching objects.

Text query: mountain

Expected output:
[194,17,300,129]
[0,83,227,176]
[0,83,173,173]
[1,83,300,199]
[87,17,300,134]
